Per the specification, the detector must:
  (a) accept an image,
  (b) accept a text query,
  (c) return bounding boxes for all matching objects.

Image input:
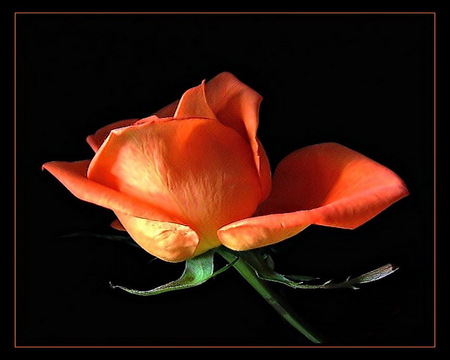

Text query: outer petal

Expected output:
[43,160,201,262]
[88,117,262,242]
[205,72,272,200]
[114,212,200,262]
[43,160,178,222]
[218,142,409,251]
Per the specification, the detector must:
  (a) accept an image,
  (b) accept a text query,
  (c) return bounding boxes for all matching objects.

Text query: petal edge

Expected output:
[114,212,200,262]
[218,142,408,251]
[43,160,177,222]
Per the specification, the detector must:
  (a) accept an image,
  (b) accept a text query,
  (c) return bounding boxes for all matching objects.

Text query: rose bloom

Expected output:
[43,72,408,262]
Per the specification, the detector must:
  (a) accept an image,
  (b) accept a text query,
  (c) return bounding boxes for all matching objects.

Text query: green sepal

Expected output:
[241,249,398,290]
[110,249,236,296]
[239,249,314,288]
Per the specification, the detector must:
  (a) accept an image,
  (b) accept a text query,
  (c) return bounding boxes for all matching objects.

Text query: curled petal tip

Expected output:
[86,135,99,152]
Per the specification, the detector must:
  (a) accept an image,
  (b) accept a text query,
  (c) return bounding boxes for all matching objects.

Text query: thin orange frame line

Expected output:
[13,11,437,349]
[433,11,437,349]
[14,11,18,350]
[14,11,437,15]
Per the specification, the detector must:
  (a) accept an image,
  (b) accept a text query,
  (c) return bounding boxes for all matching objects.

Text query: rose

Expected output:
[43,72,408,262]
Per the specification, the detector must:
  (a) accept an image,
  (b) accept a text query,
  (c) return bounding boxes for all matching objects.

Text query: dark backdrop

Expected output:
[15,13,434,346]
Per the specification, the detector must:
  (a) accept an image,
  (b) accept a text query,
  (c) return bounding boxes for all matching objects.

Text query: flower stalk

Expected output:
[216,247,324,344]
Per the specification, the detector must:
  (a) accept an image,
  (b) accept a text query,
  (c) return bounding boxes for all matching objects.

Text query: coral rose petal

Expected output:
[154,99,179,118]
[205,72,272,200]
[86,119,138,152]
[43,160,176,222]
[174,80,217,120]
[218,214,311,251]
[87,117,262,242]
[256,138,272,201]
[218,142,409,251]
[114,212,200,262]
[111,218,126,231]
[205,72,261,143]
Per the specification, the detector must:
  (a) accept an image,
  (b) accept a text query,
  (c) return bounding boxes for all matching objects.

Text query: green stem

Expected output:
[217,247,324,344]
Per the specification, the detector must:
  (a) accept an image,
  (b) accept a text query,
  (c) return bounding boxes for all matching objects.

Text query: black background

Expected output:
[14,13,435,347]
